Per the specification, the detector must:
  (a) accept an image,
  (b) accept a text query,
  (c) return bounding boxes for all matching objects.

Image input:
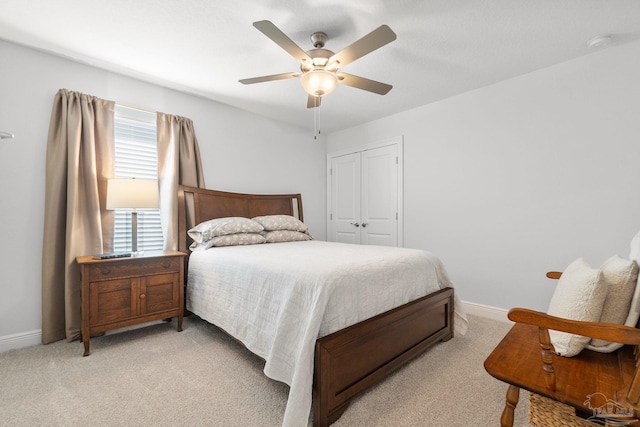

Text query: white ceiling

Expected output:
[1,0,639,133]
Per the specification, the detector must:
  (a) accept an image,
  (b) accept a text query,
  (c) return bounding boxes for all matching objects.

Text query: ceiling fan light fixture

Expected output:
[300,69,338,97]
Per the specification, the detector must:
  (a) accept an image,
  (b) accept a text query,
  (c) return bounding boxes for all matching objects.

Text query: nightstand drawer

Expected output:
[88,257,181,281]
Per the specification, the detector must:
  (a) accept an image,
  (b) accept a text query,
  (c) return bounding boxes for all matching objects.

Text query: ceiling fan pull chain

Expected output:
[317,101,321,138]
[313,97,321,140]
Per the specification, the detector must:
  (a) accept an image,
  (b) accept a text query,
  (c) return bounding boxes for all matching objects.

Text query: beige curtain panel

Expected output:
[41,89,115,344]
[157,113,205,250]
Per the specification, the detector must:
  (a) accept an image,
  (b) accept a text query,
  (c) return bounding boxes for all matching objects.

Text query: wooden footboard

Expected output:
[313,287,455,426]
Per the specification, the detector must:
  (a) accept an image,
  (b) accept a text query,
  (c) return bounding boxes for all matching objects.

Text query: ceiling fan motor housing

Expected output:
[310,31,328,48]
[301,48,336,72]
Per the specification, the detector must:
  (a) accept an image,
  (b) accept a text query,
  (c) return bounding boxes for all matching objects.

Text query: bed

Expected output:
[177,185,467,427]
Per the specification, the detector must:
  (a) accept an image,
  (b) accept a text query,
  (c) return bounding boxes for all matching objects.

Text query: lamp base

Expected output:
[132,210,139,253]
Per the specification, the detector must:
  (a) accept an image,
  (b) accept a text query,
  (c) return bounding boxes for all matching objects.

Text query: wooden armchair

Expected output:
[484,271,640,427]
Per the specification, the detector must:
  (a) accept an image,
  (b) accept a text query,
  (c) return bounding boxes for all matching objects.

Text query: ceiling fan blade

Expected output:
[328,25,396,68]
[239,72,300,85]
[338,73,392,95]
[253,20,312,64]
[307,94,321,109]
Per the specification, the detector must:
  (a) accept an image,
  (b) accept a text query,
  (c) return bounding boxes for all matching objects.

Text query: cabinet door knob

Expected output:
[162,261,170,268]
[361,222,369,228]
[140,294,146,299]
[350,222,360,227]
[101,267,111,275]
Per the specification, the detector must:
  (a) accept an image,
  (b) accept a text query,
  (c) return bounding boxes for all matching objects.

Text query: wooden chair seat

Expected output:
[484,309,640,426]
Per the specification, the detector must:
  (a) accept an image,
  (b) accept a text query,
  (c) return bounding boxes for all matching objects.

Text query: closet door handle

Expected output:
[361,222,368,228]
[350,222,360,227]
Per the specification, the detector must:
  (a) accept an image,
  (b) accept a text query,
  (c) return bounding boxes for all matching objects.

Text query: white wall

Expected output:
[4,35,640,351]
[327,40,640,314]
[0,39,326,350]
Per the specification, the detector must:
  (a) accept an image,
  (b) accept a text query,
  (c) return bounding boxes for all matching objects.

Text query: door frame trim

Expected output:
[326,136,404,247]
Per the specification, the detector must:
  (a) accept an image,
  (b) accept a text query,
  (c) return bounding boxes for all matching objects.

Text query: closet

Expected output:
[327,137,403,247]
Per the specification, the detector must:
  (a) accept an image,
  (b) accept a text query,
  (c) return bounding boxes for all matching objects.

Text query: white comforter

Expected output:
[187,240,467,427]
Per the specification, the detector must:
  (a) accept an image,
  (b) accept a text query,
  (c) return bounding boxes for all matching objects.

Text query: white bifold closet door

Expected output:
[329,143,399,246]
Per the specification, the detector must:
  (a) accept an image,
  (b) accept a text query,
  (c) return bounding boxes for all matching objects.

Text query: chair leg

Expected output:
[500,384,520,427]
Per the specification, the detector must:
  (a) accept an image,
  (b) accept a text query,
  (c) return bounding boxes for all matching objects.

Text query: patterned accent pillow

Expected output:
[263,230,313,243]
[252,215,309,233]
[190,233,266,250]
[188,217,264,243]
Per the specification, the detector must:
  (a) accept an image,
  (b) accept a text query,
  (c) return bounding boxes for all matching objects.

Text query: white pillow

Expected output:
[547,257,609,357]
[587,255,638,349]
[585,236,640,353]
[628,236,640,331]
[188,217,264,243]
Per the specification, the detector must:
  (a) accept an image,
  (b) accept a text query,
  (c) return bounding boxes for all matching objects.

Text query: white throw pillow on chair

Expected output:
[547,257,609,357]
[585,232,640,352]
[586,255,638,350]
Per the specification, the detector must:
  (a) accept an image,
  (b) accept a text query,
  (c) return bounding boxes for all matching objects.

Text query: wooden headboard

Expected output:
[178,186,303,253]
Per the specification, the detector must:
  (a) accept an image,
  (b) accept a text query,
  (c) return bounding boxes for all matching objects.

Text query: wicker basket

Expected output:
[528,393,599,427]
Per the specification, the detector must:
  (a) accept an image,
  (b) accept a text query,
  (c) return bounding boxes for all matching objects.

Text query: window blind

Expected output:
[113,105,163,251]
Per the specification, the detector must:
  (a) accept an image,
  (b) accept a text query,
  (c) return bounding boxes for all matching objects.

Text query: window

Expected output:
[112,105,163,251]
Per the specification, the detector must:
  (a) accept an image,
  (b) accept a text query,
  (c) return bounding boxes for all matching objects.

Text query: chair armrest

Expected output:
[508,308,640,345]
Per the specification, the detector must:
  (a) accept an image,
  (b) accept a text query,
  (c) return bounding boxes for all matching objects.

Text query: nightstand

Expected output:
[76,250,187,356]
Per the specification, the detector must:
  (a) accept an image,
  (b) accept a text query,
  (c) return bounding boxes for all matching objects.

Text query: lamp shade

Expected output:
[106,178,159,210]
[300,70,338,97]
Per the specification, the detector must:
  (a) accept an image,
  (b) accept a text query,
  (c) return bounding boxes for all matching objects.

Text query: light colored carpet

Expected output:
[0,314,531,426]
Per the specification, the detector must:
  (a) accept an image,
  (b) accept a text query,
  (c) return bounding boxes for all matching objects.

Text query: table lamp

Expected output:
[106,178,159,253]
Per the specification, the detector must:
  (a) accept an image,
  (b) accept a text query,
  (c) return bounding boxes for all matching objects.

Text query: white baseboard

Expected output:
[462,300,512,324]
[0,302,508,352]
[0,329,41,353]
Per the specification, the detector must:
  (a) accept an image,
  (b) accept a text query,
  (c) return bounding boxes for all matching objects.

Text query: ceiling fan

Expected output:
[239,20,397,108]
